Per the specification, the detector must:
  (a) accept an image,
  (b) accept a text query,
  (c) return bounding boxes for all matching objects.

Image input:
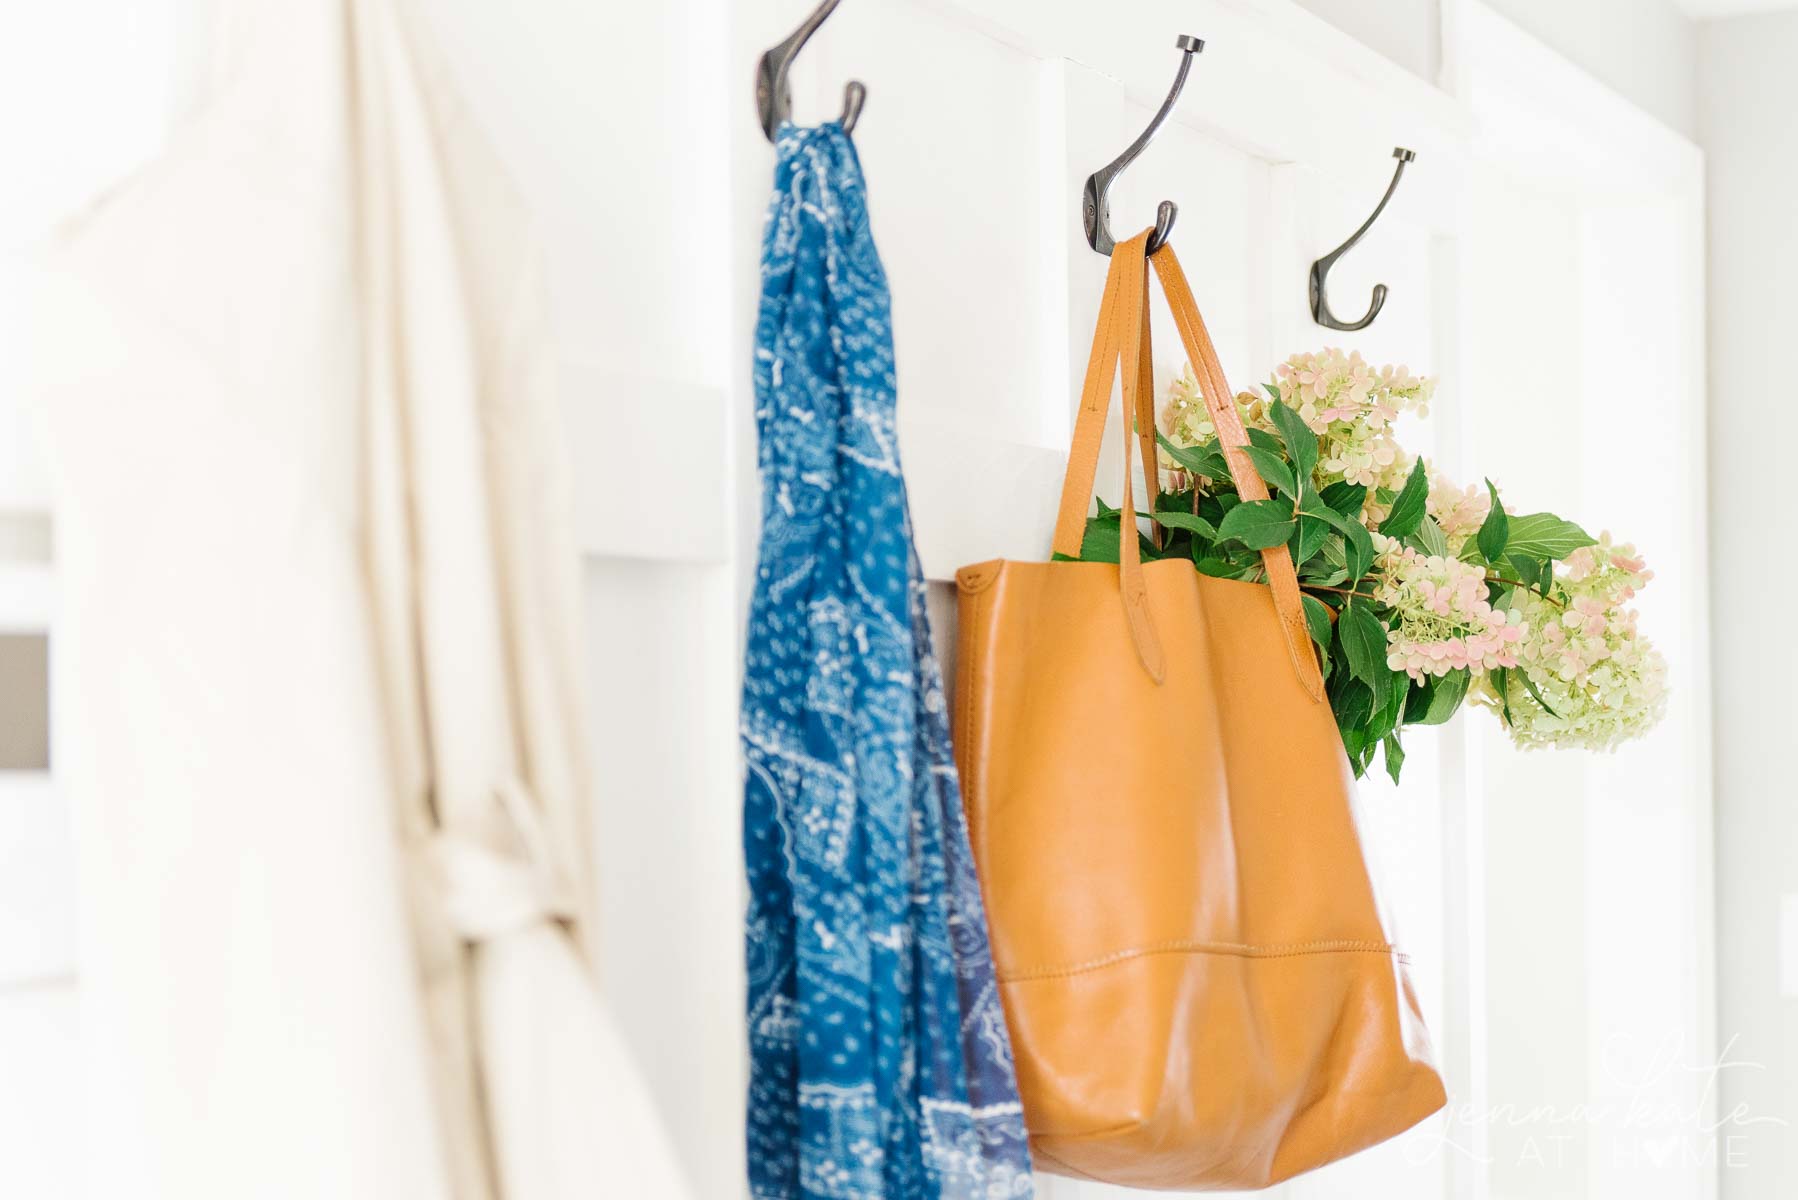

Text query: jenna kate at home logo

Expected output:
[1406,1034,1789,1170]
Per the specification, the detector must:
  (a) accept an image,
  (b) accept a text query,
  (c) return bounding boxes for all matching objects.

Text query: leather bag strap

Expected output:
[1134,254,1162,553]
[1150,243,1326,701]
[1050,231,1165,682]
[1049,230,1326,701]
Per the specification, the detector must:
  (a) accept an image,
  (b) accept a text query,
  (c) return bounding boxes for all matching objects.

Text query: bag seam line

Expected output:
[1000,938,1408,982]
[959,583,988,855]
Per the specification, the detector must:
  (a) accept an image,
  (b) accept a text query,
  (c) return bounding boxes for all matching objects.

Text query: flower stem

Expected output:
[1303,584,1376,601]
[1486,575,1564,608]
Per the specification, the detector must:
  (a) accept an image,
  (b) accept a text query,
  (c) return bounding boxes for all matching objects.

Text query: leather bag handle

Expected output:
[1050,232,1165,682]
[1150,243,1324,701]
[1049,231,1327,702]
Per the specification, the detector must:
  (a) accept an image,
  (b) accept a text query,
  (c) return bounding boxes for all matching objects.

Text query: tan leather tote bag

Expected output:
[952,230,1446,1189]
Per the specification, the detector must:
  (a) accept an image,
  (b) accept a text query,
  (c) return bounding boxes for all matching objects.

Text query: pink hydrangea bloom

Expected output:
[1371,535,1526,682]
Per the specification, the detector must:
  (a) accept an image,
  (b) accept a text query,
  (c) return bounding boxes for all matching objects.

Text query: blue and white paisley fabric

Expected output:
[742,123,1035,1200]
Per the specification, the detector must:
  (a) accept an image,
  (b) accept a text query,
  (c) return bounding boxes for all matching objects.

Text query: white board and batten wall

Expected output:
[0,2,1713,1199]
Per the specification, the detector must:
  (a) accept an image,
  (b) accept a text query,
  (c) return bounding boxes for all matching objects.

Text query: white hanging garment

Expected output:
[31,2,690,1197]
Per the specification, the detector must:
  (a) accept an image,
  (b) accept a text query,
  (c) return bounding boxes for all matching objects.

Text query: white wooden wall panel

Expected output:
[433,5,747,1198]
[431,0,734,565]
[1462,7,1712,1200]
[824,2,1053,443]
[581,561,744,1200]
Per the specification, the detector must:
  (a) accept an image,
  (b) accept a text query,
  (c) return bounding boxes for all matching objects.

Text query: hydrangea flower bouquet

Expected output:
[1067,348,1668,783]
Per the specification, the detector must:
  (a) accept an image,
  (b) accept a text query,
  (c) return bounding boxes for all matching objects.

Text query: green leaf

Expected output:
[1504,512,1597,560]
[1504,553,1543,591]
[1367,653,1397,724]
[1077,502,1166,563]
[1241,444,1299,497]
[1217,498,1296,549]
[1515,667,1560,717]
[1380,458,1430,541]
[1338,601,1388,685]
[1292,508,1331,566]
[1077,515,1120,563]
[1412,667,1470,726]
[1330,675,1373,778]
[1358,735,1383,778]
[1330,677,1373,732]
[1366,658,1407,744]
[1194,544,1260,578]
[1412,515,1450,558]
[1262,382,1282,403]
[1153,509,1218,540]
[1476,479,1509,563]
[1319,480,1367,517]
[1246,427,1284,454]
[1383,733,1407,785]
[1347,532,1375,582]
[1489,666,1515,727]
[1155,488,1198,513]
[1301,593,1335,649]
[1154,431,1230,481]
[1302,532,1349,584]
[1304,501,1376,582]
[1403,677,1436,724]
[1268,399,1319,481]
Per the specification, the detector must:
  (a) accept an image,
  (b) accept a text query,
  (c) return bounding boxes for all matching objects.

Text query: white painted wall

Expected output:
[1288,0,1699,140]
[1699,13,1798,1198]
[1480,0,1699,138]
[1290,0,1440,80]
[1462,10,1713,1198]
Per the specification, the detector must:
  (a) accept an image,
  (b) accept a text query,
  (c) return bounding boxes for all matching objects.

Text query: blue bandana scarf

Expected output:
[741,123,1035,1200]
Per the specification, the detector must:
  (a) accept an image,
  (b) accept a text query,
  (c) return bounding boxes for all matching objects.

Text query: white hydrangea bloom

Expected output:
[1471,535,1668,751]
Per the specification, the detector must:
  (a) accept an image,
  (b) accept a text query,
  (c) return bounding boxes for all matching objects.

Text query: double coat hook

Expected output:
[1309,147,1416,331]
[1084,35,1204,257]
[755,0,866,142]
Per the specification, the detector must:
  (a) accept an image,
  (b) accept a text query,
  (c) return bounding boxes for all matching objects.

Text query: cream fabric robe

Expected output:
[33,2,688,1196]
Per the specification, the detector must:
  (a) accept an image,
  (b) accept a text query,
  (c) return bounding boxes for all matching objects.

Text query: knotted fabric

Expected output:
[741,123,1035,1200]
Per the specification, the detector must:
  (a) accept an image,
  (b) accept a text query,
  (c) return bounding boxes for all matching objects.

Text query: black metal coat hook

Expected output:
[1083,35,1204,256]
[755,0,866,142]
[1309,147,1416,331]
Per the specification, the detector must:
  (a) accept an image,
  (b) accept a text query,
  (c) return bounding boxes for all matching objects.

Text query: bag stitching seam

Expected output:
[960,584,986,850]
